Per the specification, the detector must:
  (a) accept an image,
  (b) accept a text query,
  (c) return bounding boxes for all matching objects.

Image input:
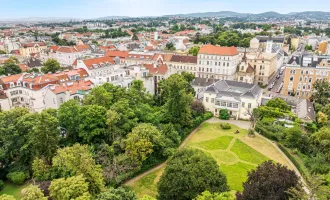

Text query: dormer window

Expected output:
[10,83,15,88]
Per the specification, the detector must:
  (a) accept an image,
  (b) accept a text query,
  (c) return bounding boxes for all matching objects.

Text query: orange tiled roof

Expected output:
[143,64,168,75]
[105,50,129,58]
[18,64,31,72]
[0,74,23,84]
[82,57,115,69]
[51,80,93,95]
[199,44,238,56]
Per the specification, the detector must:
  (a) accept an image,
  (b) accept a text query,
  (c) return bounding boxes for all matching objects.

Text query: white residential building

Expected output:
[199,80,263,120]
[197,45,240,80]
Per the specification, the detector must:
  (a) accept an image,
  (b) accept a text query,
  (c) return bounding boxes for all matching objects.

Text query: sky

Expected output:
[0,0,330,19]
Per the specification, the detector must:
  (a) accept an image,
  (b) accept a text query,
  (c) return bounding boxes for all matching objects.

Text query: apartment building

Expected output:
[246,52,277,85]
[197,44,240,80]
[282,55,330,98]
[46,45,91,66]
[19,42,47,57]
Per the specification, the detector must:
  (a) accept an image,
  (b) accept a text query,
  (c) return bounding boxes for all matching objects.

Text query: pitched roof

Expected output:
[170,55,197,64]
[199,44,238,56]
[81,57,115,70]
[50,80,93,95]
[105,50,129,58]
[21,42,46,48]
[18,64,30,72]
[143,64,168,75]
[0,74,23,83]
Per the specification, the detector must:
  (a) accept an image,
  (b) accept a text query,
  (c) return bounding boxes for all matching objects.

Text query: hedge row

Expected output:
[278,144,310,180]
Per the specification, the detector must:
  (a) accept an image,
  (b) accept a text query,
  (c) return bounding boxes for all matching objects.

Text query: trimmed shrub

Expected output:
[203,112,213,120]
[219,109,230,120]
[220,123,231,130]
[7,171,29,185]
[0,180,3,191]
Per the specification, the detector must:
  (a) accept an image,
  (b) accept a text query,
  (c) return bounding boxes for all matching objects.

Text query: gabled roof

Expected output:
[81,57,115,70]
[199,44,238,56]
[170,55,197,64]
[105,50,129,58]
[50,80,93,95]
[143,64,168,75]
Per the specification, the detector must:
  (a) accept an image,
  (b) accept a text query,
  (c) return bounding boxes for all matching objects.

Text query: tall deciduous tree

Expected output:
[311,79,330,106]
[49,175,91,200]
[21,185,47,200]
[157,149,229,200]
[124,123,162,166]
[57,99,81,144]
[52,144,105,195]
[79,105,107,143]
[160,74,193,127]
[311,127,330,161]
[41,59,61,74]
[236,161,301,200]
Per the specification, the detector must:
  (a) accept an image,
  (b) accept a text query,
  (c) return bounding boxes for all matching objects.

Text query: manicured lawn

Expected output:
[0,181,30,199]
[220,162,256,191]
[126,121,292,197]
[231,139,269,164]
[192,136,233,150]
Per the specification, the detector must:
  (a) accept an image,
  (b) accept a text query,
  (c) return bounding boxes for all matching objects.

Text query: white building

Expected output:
[199,80,263,120]
[44,80,94,109]
[46,45,91,67]
[197,45,240,80]
[74,56,134,88]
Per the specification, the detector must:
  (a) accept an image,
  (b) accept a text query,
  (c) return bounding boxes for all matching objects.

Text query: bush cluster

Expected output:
[7,171,29,185]
[220,123,231,130]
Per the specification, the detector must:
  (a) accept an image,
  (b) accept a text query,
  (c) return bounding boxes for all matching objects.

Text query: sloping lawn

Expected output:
[126,122,292,197]
[0,181,30,199]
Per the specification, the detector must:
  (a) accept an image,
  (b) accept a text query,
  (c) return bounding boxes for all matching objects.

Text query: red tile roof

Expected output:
[21,42,46,48]
[81,57,115,70]
[105,50,129,58]
[199,44,238,56]
[50,80,93,95]
[143,64,168,75]
[0,74,23,84]
[18,64,31,72]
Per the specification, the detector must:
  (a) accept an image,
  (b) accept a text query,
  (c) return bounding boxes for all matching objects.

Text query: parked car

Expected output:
[276,74,280,79]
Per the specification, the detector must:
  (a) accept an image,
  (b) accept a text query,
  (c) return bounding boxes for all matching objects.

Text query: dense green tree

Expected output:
[21,185,47,200]
[52,144,105,195]
[57,100,81,144]
[191,100,206,118]
[41,59,61,74]
[0,63,22,76]
[49,175,91,200]
[160,74,193,127]
[0,50,7,54]
[26,112,60,161]
[140,195,156,200]
[132,33,139,41]
[110,99,138,133]
[125,123,163,166]
[311,79,330,106]
[284,127,310,153]
[188,46,200,56]
[236,161,301,200]
[157,149,229,200]
[194,191,235,200]
[266,98,291,111]
[83,86,113,109]
[220,109,230,120]
[96,187,138,200]
[79,105,107,143]
[311,127,330,161]
[165,42,175,51]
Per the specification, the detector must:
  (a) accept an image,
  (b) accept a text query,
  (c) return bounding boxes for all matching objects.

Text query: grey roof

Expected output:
[191,77,220,87]
[203,80,262,100]
[26,57,43,68]
[256,36,284,43]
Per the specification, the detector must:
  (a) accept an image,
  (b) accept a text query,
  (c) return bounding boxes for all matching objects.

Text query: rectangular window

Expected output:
[242,102,245,107]
[221,101,226,107]
[211,98,214,103]
[206,97,209,103]
[248,103,252,109]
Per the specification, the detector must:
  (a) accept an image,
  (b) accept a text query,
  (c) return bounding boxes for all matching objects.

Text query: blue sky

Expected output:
[0,0,329,19]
